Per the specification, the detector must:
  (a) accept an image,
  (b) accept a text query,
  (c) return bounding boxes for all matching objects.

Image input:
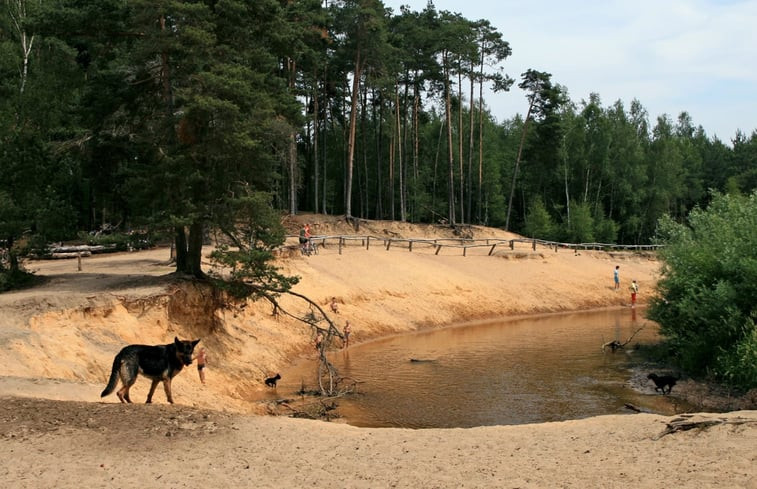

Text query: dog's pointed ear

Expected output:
[174,336,180,345]
[192,339,201,347]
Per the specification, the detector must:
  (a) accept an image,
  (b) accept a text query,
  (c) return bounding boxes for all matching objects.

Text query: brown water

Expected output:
[275,308,686,428]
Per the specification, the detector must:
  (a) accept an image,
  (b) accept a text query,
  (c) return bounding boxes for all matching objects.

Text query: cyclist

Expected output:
[299,223,313,255]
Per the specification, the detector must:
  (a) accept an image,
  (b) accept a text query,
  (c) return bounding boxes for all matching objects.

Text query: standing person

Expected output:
[330,297,339,314]
[630,279,639,308]
[314,331,323,351]
[299,223,309,253]
[343,320,351,349]
[614,265,620,290]
[195,347,207,385]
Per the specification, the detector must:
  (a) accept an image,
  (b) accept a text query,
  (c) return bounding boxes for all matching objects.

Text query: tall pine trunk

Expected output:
[345,49,362,218]
[457,65,464,224]
[443,51,455,225]
[288,58,297,215]
[396,85,405,222]
[505,102,534,231]
[467,70,475,224]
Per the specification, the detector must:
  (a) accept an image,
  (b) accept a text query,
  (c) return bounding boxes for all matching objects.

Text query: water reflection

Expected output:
[278,308,683,428]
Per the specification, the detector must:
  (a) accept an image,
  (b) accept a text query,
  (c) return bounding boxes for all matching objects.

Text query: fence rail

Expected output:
[279,234,662,257]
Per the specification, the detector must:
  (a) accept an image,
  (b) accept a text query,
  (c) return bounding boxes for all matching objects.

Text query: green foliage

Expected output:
[208,190,298,300]
[1,0,756,299]
[522,199,556,240]
[562,200,594,243]
[648,191,757,389]
[0,267,37,292]
[592,209,619,243]
[80,231,156,251]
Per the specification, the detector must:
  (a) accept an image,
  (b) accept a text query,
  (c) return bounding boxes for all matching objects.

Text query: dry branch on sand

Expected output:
[655,413,757,439]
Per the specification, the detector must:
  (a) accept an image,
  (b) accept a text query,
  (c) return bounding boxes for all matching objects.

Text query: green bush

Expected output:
[523,199,557,240]
[648,191,757,390]
[82,231,156,251]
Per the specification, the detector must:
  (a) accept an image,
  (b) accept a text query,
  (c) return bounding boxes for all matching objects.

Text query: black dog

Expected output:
[647,373,677,394]
[265,373,281,388]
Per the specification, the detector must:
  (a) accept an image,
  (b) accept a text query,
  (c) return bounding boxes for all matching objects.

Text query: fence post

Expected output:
[435,244,442,255]
[532,239,536,251]
[409,240,413,252]
[488,244,496,256]
[509,240,514,250]
[339,237,343,255]
[386,239,391,251]
[366,236,370,250]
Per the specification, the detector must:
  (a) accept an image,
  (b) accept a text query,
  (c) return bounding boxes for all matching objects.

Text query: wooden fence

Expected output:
[280,235,662,257]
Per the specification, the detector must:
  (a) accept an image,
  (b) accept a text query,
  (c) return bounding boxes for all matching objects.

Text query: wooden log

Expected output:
[50,245,111,253]
[434,244,442,255]
[51,251,92,259]
[488,244,496,256]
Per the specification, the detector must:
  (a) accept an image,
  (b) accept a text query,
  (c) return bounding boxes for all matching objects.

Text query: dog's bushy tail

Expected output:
[100,354,122,398]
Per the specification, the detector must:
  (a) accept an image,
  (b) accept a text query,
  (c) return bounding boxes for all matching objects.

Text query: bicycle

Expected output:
[301,239,318,256]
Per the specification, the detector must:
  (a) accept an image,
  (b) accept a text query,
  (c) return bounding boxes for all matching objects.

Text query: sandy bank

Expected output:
[0,216,755,488]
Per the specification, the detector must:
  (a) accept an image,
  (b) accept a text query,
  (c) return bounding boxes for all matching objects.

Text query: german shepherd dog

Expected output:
[265,373,281,388]
[647,373,678,394]
[101,337,200,404]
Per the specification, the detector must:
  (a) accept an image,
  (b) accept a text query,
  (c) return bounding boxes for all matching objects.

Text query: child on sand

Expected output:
[195,347,207,384]
[630,280,639,308]
[614,265,620,290]
[343,320,351,349]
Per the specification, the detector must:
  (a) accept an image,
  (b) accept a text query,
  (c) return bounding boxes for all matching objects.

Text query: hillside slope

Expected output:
[0,215,660,412]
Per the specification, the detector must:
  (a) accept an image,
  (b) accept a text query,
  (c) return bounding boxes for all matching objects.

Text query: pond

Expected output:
[272,307,688,428]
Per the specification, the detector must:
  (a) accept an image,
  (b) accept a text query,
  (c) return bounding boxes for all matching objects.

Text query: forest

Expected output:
[2,0,757,277]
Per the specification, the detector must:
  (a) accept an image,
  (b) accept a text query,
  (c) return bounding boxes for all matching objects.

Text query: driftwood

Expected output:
[602,324,646,352]
[655,414,757,439]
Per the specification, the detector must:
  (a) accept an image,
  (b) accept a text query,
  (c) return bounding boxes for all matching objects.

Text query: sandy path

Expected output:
[1,398,755,488]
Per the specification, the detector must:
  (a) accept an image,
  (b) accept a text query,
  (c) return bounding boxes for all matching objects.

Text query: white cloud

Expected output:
[382,0,757,139]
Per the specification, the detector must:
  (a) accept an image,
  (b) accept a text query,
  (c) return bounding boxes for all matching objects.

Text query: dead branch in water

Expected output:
[602,323,647,352]
[271,377,363,421]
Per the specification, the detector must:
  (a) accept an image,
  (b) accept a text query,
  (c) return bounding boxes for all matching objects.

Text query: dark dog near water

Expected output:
[101,337,200,404]
[647,373,678,394]
[265,373,281,388]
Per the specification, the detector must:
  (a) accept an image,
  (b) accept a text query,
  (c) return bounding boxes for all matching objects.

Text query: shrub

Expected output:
[648,191,757,390]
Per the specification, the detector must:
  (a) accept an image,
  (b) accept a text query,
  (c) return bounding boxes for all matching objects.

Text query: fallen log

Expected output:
[50,244,115,253]
[50,251,92,259]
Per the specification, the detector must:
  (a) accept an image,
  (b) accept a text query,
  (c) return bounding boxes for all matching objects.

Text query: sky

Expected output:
[382,0,757,142]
